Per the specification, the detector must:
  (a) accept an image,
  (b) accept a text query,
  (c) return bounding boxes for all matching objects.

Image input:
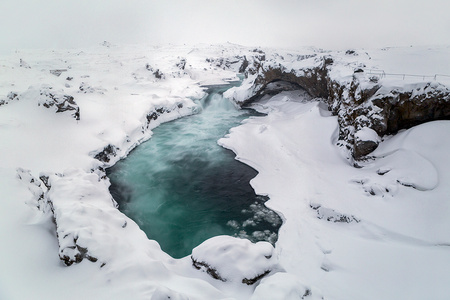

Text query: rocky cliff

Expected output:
[226,49,450,162]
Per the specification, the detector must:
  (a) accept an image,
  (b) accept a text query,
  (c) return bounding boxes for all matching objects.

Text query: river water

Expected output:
[107,84,281,258]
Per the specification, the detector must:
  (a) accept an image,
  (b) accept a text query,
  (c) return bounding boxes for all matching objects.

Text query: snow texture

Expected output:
[1,43,449,300]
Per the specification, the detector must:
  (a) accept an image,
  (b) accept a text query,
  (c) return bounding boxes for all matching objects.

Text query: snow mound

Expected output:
[250,272,323,300]
[191,236,281,285]
[46,168,131,265]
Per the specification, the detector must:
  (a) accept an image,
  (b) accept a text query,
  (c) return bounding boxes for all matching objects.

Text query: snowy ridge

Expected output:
[1,44,450,300]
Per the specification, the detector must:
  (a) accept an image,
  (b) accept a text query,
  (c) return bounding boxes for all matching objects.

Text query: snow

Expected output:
[1,43,450,299]
[220,92,450,299]
[354,126,380,143]
[191,236,280,284]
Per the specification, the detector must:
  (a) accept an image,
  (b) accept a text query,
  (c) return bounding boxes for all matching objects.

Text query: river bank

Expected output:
[1,43,449,300]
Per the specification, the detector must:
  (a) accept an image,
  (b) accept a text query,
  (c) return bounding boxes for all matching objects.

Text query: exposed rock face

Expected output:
[38,88,80,120]
[327,76,450,160]
[371,83,450,134]
[254,57,330,101]
[94,144,118,163]
[232,51,450,161]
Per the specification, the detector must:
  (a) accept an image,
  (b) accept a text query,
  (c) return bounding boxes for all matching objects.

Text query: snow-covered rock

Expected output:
[1,43,450,300]
[226,47,450,160]
[191,236,281,285]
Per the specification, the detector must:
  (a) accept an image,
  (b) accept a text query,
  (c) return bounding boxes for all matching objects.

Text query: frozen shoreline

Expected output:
[1,43,449,300]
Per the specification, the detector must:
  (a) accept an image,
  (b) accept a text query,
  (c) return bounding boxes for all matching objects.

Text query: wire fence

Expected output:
[363,69,450,82]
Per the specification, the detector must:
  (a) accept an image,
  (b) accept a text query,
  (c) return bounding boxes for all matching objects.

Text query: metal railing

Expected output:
[363,69,450,81]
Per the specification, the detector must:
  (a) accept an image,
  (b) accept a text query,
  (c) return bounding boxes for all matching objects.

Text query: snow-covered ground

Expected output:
[0,43,449,300]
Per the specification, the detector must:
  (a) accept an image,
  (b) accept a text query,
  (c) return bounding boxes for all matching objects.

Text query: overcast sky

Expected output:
[0,0,449,54]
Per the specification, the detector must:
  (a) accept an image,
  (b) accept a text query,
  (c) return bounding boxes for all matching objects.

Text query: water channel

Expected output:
[107,83,282,258]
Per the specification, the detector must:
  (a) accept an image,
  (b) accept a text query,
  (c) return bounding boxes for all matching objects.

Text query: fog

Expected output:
[1,0,449,54]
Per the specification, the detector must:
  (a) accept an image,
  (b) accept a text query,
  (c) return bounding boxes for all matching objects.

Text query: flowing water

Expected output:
[107,84,282,258]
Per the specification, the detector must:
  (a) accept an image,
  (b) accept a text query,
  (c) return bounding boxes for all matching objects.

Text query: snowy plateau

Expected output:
[0,43,449,300]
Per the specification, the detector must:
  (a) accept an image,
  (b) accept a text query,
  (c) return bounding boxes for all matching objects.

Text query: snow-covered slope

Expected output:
[220,92,450,299]
[0,43,449,300]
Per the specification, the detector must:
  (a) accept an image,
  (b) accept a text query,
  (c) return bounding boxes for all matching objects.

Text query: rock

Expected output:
[353,127,381,159]
[175,57,187,70]
[42,169,126,267]
[232,53,450,161]
[241,55,329,105]
[145,63,153,71]
[354,139,379,159]
[94,144,117,163]
[239,55,249,73]
[50,69,67,77]
[191,236,281,285]
[37,88,80,120]
[79,82,106,94]
[153,69,164,79]
[16,168,47,212]
[310,204,360,223]
[0,92,19,106]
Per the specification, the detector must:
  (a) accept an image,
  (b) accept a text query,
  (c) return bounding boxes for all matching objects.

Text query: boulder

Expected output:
[191,236,281,285]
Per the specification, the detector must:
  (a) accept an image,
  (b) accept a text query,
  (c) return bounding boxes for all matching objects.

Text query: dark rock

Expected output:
[241,56,330,106]
[0,92,19,106]
[242,270,271,285]
[39,175,51,189]
[354,139,379,160]
[147,112,158,123]
[192,258,227,282]
[94,144,117,163]
[303,289,312,298]
[60,239,98,266]
[239,56,249,73]
[176,58,187,70]
[145,63,153,71]
[38,89,80,120]
[7,92,18,101]
[310,204,360,223]
[153,69,164,79]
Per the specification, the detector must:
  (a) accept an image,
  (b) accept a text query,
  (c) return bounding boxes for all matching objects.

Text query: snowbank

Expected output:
[220,90,450,300]
[1,43,449,300]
